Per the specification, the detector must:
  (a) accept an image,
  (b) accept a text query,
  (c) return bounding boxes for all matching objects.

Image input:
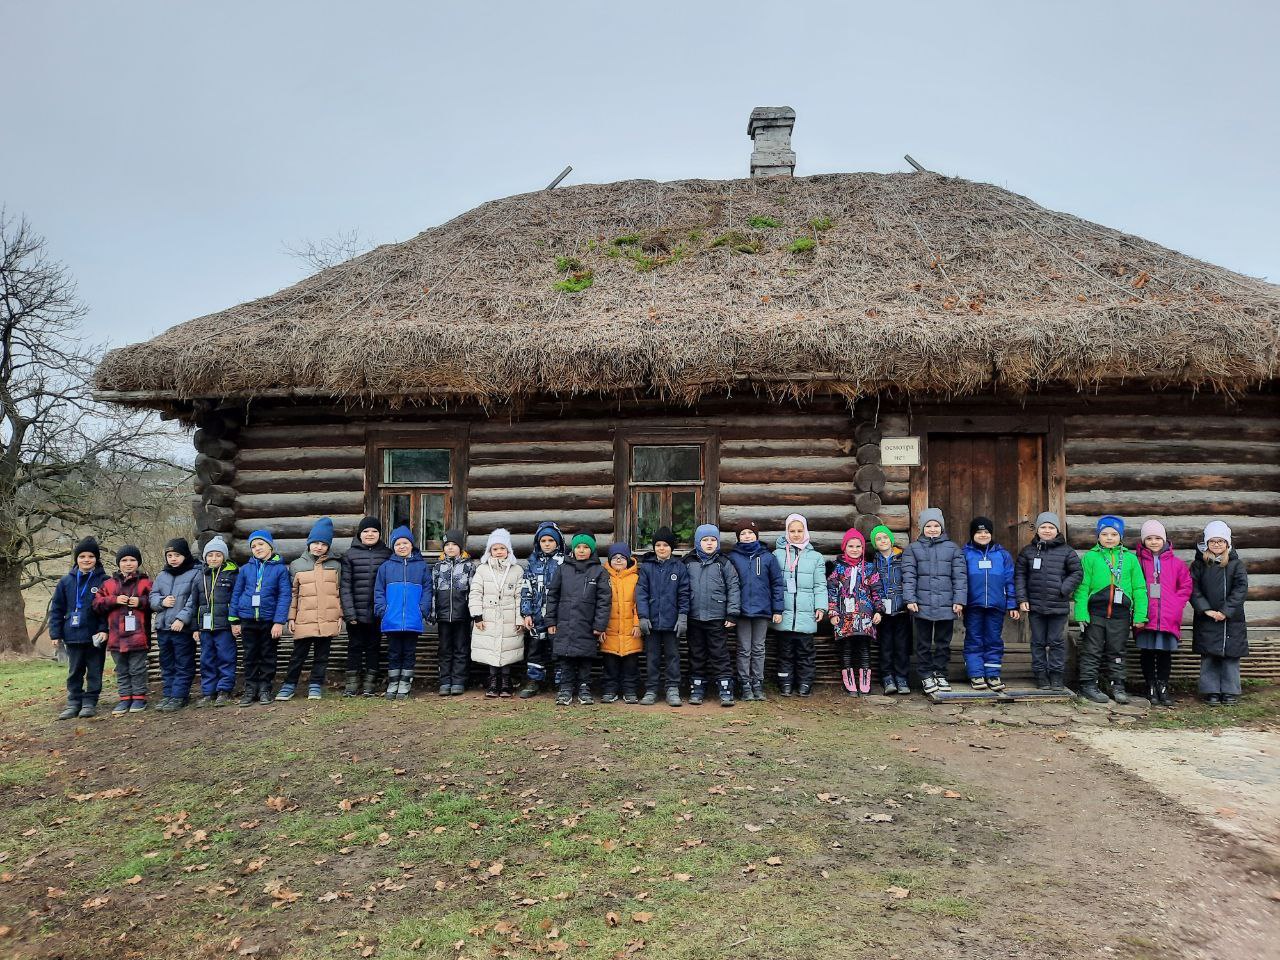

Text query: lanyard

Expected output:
[254,560,267,593]
[75,571,91,608]
[786,544,802,575]
[1103,549,1124,585]
[1152,552,1162,582]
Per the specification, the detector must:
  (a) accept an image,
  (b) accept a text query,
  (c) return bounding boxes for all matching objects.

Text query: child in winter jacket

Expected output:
[635,526,690,707]
[902,508,967,695]
[827,529,883,696]
[433,529,476,696]
[1073,516,1148,704]
[601,543,642,704]
[191,536,238,707]
[1015,512,1083,691]
[1190,520,1250,705]
[230,530,292,706]
[281,517,342,701]
[149,537,200,712]
[774,513,827,697]
[468,528,525,697]
[1134,519,1193,707]
[374,526,434,700]
[340,516,391,697]
[684,524,742,707]
[546,533,611,706]
[92,545,153,715]
[870,525,910,695]
[961,518,1018,692]
[728,520,783,701]
[50,537,108,720]
[518,520,565,698]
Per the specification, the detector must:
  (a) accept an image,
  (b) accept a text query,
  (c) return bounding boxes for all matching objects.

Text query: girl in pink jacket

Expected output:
[1134,519,1193,708]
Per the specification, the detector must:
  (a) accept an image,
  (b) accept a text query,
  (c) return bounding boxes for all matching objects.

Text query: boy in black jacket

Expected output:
[546,533,611,706]
[635,526,690,707]
[1015,512,1084,691]
[340,516,392,696]
[432,529,475,695]
[683,523,742,707]
[49,537,109,719]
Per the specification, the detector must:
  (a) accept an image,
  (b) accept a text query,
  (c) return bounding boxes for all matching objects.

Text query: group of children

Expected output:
[49,508,1252,718]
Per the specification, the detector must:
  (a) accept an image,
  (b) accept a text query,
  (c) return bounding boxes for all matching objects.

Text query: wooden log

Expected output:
[203,484,238,508]
[720,438,853,458]
[467,508,613,532]
[236,445,365,470]
[855,491,882,515]
[193,432,238,460]
[856,443,882,466]
[1066,490,1280,517]
[718,482,856,507]
[193,477,206,496]
[854,463,886,493]
[721,503,856,527]
[237,491,367,519]
[468,461,614,488]
[194,453,236,486]
[193,415,235,440]
[1065,438,1278,465]
[236,468,365,496]
[882,481,910,506]
[1063,415,1280,443]
[878,414,910,435]
[1066,515,1279,550]
[719,457,857,484]
[238,421,369,448]
[468,441,614,466]
[854,421,882,446]
[468,486,615,511]
[234,514,365,540]
[1068,466,1280,493]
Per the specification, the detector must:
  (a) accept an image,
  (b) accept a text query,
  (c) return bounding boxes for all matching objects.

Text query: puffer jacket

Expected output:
[340,539,392,623]
[962,543,1017,611]
[601,560,642,656]
[49,564,108,645]
[433,554,477,623]
[635,554,690,630]
[684,551,742,622]
[870,546,905,614]
[149,565,200,631]
[903,534,967,621]
[230,553,292,624]
[374,541,434,634]
[1015,533,1083,615]
[728,541,784,618]
[827,560,882,638]
[1135,542,1193,637]
[192,560,239,631]
[546,555,612,659]
[92,571,153,653]
[520,521,566,634]
[288,554,344,638]
[1190,549,1249,658]
[774,539,828,634]
[468,556,524,666]
[1073,544,1148,625]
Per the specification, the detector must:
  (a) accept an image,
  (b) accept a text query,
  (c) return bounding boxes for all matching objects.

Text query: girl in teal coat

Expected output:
[772,513,827,697]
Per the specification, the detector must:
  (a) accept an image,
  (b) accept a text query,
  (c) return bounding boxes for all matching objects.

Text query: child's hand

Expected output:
[231,624,242,638]
[475,621,487,631]
[1019,601,1030,613]
[872,612,882,625]
[907,603,919,614]
[288,620,296,634]
[92,633,106,647]
[771,614,782,624]
[724,620,735,629]
[127,597,140,609]
[814,610,824,622]
[172,620,184,632]
[547,624,555,635]
[522,616,534,631]
[631,626,642,639]
[952,604,964,616]
[1008,610,1020,621]
[162,596,176,608]
[192,631,200,640]
[1208,610,1227,622]
[270,623,283,639]
[116,595,130,606]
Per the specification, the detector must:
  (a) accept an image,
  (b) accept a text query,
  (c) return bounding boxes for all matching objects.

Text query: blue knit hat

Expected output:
[389,525,415,548]
[1096,515,1124,537]
[607,542,632,560]
[248,529,274,548]
[694,523,721,545]
[307,516,334,546]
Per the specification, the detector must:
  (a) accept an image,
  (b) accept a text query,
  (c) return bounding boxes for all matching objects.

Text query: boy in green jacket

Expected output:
[1073,515,1148,705]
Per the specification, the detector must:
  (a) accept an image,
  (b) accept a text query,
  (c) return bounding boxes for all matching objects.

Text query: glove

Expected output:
[675,614,688,639]
[639,618,652,636]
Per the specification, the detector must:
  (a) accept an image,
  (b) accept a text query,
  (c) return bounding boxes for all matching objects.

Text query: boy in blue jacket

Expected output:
[636,526,690,707]
[519,520,565,699]
[374,526,434,700]
[191,536,239,707]
[230,529,292,706]
[728,520,783,701]
[961,518,1018,691]
[50,537,109,719]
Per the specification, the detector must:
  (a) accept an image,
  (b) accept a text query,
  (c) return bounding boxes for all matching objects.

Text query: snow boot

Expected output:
[499,669,513,698]
[555,684,573,706]
[1048,672,1065,692]
[57,702,81,721]
[397,673,413,700]
[344,673,359,698]
[78,702,98,718]
[518,679,541,699]
[778,675,793,698]
[385,669,402,700]
[718,679,734,707]
[361,671,377,697]
[640,689,658,706]
[486,668,500,698]
[1109,681,1130,705]
[688,679,705,706]
[113,698,132,716]
[752,681,766,701]
[840,668,857,695]
[858,668,872,694]
[1034,672,1049,690]
[797,683,813,698]
[739,680,756,702]
[665,687,683,707]
[256,687,271,704]
[1157,682,1174,707]
[577,683,594,706]
[1079,682,1110,704]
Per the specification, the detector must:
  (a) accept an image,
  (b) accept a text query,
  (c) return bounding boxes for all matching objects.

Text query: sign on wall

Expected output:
[881,437,921,467]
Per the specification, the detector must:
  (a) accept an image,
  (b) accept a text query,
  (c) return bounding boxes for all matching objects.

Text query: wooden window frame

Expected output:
[614,428,720,551]
[365,425,469,555]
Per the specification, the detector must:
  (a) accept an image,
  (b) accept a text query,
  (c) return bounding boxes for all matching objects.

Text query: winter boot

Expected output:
[718,679,734,707]
[361,671,377,697]
[438,683,451,696]
[499,669,513,698]
[78,702,98,718]
[308,684,322,700]
[665,687,683,707]
[256,686,271,705]
[238,685,256,707]
[398,673,413,700]
[841,668,857,695]
[987,676,1005,693]
[155,696,175,713]
[1034,672,1049,690]
[778,675,793,698]
[623,690,639,705]
[449,684,465,696]
[1157,682,1174,707]
[1109,681,1130,705]
[113,698,132,716]
[555,684,573,706]
[214,691,231,707]
[1048,672,1065,692]
[601,689,619,704]
[1079,682,1110,704]
[640,689,658,706]
[485,669,500,698]
[196,695,213,708]
[57,702,81,721]
[275,683,297,701]
[518,679,541,699]
[344,673,359,698]
[688,679,705,706]
[172,696,190,711]
[895,677,911,695]
[797,683,813,698]
[858,668,872,695]
[1204,693,1222,705]
[385,670,402,701]
[883,678,896,696]
[739,680,756,702]
[752,680,767,701]
[577,683,594,706]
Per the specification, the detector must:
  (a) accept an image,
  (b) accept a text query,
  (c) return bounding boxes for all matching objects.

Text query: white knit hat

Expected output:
[1200,520,1232,550]
[485,528,514,555]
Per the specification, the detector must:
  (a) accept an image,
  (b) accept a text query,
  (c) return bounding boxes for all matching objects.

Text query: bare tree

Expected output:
[282,229,369,271]
[0,210,184,653]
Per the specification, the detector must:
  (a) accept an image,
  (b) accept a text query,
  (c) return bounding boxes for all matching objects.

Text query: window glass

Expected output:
[383,448,451,484]
[632,445,700,483]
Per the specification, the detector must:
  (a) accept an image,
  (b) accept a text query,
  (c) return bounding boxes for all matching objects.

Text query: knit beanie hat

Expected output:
[306,516,334,547]
[1200,520,1232,549]
[1034,512,1061,533]
[164,537,196,574]
[607,542,632,561]
[443,529,465,549]
[841,528,866,557]
[389,525,416,549]
[969,517,994,539]
[652,526,676,549]
[869,524,896,548]
[1139,519,1167,543]
[485,528,513,555]
[694,523,721,545]
[248,529,275,548]
[202,536,230,560]
[570,532,597,555]
[735,519,760,536]
[918,507,945,535]
[73,536,100,561]
[115,544,142,564]
[357,516,382,535]
[1096,515,1124,537]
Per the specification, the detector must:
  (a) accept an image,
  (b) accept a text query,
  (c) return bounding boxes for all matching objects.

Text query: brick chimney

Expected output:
[747,106,796,178]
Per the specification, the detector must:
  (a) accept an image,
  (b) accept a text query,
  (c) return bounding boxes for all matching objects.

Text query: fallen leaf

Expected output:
[744,824,763,833]
[673,873,691,882]
[631,911,653,924]
[265,796,289,812]
[123,875,142,885]
[602,839,618,852]
[765,856,783,866]
[606,911,620,927]
[886,885,911,899]
[943,790,962,800]
[81,896,109,911]
[863,813,894,823]
[487,861,504,876]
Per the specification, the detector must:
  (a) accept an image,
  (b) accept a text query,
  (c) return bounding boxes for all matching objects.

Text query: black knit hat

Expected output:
[735,519,760,536]
[357,516,382,534]
[443,529,465,548]
[969,517,994,538]
[73,536,100,561]
[116,544,142,564]
[653,526,676,548]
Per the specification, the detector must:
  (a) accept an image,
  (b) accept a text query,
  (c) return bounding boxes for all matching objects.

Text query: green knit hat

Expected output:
[869,524,896,548]
[569,532,597,555]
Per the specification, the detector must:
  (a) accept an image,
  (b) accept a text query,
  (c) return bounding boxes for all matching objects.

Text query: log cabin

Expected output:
[95,108,1280,684]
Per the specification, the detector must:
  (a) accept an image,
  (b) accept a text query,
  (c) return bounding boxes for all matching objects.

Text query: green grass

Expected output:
[809,216,834,231]
[746,215,780,229]
[788,236,816,254]
[1137,685,1280,729]
[553,270,594,293]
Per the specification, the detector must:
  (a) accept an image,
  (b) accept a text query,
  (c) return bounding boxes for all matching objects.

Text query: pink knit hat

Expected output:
[1139,519,1167,542]
[841,528,866,557]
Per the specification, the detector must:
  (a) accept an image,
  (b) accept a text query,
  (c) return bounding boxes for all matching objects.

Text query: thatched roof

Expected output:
[95,172,1280,405]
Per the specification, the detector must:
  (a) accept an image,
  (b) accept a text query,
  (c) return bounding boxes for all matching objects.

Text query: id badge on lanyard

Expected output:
[1149,583,1162,599]
[1032,557,1042,570]
[203,613,214,630]
[70,612,81,627]
[786,575,797,595]
[883,598,894,614]
[844,597,856,613]
[124,612,138,632]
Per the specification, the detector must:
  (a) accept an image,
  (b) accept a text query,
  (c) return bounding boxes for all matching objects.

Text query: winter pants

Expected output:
[156,629,196,700]
[386,632,418,674]
[644,630,681,693]
[838,634,872,669]
[877,612,912,684]
[775,631,816,688]
[559,655,593,690]
[962,607,1007,679]
[240,621,279,692]
[65,643,106,707]
[437,620,472,688]
[345,622,381,676]
[111,649,149,700]
[687,619,731,686]
[1198,655,1242,697]
[1139,648,1173,690]
[525,629,553,683]
[1079,614,1129,687]
[602,653,640,696]
[914,617,954,680]
[735,617,770,685]
[1029,612,1068,678]
[199,629,237,695]
[284,636,332,686]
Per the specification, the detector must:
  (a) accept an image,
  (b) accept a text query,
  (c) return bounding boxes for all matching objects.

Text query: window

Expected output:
[625,442,708,550]
[377,447,454,552]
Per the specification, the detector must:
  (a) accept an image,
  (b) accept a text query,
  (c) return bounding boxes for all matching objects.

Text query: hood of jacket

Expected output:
[533,521,565,553]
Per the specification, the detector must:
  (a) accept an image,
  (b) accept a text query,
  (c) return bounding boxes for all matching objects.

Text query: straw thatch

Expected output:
[95,172,1280,405]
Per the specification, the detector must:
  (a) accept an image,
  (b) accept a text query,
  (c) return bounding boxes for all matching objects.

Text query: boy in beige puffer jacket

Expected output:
[281,517,344,700]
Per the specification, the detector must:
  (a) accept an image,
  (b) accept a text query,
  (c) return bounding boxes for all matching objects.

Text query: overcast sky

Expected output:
[5,0,1277,349]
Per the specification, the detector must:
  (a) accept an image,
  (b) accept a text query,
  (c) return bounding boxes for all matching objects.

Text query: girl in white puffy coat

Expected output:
[468,529,526,697]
